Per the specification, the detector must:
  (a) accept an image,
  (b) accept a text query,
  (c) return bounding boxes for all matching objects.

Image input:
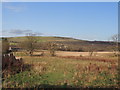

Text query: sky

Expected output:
[2,2,118,41]
[1,0,120,2]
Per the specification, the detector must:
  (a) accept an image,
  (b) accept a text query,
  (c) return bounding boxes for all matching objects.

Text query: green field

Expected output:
[2,52,118,88]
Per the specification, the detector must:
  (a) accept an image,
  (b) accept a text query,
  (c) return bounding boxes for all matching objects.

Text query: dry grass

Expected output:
[56,51,114,57]
[27,51,114,57]
[3,51,118,88]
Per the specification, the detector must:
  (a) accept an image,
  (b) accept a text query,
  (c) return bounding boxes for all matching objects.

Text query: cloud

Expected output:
[2,29,43,36]
[9,29,32,34]
[4,4,26,12]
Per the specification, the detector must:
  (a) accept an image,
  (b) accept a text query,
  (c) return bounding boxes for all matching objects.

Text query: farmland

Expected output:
[6,36,116,52]
[2,1,119,89]
[2,51,119,88]
[1,36,119,88]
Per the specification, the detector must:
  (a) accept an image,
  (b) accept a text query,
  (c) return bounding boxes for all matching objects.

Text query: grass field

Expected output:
[2,51,119,88]
[7,36,79,43]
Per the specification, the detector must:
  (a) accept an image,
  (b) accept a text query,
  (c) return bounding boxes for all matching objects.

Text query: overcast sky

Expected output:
[2,2,118,41]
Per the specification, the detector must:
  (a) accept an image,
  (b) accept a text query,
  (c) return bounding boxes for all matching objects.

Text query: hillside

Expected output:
[4,36,116,52]
[6,36,82,42]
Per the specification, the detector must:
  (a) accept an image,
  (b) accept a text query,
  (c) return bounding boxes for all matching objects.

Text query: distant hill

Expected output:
[3,36,116,52]
[5,36,82,42]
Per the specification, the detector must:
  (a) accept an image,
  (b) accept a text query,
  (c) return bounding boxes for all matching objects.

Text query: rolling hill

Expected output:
[2,36,116,52]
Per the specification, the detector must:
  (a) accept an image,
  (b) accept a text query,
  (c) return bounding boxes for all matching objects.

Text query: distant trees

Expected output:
[19,34,39,56]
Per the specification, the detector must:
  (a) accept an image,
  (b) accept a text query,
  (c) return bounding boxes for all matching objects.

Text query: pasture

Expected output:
[2,51,119,88]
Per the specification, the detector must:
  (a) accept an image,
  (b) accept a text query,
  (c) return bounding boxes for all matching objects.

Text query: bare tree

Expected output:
[47,42,57,56]
[111,34,120,56]
[88,44,97,57]
[19,34,39,56]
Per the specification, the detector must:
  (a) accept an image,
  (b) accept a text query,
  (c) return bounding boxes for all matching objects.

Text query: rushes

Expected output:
[71,63,118,87]
[2,56,118,88]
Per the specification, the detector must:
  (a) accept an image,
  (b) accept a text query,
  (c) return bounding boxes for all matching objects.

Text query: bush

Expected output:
[2,38,9,54]
[2,53,24,78]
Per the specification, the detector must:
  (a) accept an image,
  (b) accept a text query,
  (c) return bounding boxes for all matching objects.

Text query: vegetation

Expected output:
[111,34,120,56]
[6,36,116,52]
[2,38,9,54]
[1,36,119,88]
[2,53,25,79]
[2,51,119,88]
[47,42,57,56]
[19,35,39,56]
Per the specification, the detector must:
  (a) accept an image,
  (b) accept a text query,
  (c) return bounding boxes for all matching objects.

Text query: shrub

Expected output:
[2,53,25,78]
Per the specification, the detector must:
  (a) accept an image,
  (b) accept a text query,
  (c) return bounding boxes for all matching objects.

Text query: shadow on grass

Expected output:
[30,84,119,89]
